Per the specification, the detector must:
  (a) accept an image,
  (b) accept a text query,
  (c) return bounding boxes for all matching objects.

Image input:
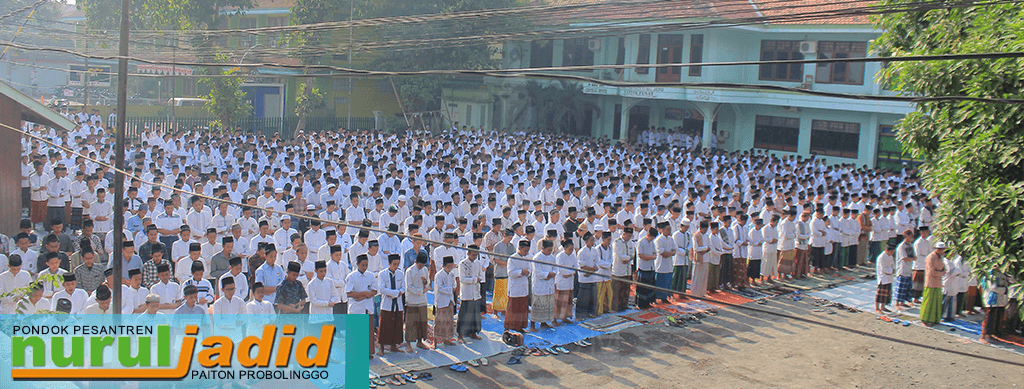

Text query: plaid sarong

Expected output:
[876,283,892,305]
[894,275,913,303]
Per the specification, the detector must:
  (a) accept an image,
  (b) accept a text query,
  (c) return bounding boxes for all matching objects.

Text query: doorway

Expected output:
[628,105,650,141]
[656,35,685,83]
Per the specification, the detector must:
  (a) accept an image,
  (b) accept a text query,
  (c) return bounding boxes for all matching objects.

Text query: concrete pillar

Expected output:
[690,101,718,149]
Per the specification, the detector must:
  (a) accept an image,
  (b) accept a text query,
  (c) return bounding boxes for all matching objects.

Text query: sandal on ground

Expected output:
[480,357,488,366]
[506,355,523,365]
[467,359,480,367]
[555,346,570,354]
[370,378,386,386]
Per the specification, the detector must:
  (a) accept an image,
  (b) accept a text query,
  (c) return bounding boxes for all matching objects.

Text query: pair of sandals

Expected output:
[572,339,592,347]
[449,363,469,372]
[466,357,488,367]
[878,315,912,327]
[370,374,415,387]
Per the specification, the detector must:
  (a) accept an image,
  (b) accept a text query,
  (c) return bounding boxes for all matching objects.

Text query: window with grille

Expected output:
[754,115,800,152]
[810,119,860,158]
[758,40,803,82]
[815,41,867,85]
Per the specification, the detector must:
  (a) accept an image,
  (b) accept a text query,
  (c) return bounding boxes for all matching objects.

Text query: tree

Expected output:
[294,81,325,131]
[289,0,351,132]
[513,80,599,135]
[361,0,527,112]
[201,55,252,129]
[874,1,1024,314]
[78,0,256,121]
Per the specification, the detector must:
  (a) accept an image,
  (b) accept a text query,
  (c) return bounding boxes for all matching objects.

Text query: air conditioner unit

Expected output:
[588,39,601,51]
[799,41,817,55]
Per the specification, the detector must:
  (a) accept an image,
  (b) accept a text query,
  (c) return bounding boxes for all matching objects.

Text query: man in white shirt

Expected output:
[150,263,182,314]
[121,269,149,314]
[212,276,245,314]
[245,282,276,316]
[50,273,88,314]
[530,240,558,330]
[404,254,431,350]
[376,254,407,355]
[346,254,377,357]
[875,241,897,314]
[433,256,457,345]
[325,245,350,314]
[575,233,599,318]
[653,222,676,303]
[306,260,338,315]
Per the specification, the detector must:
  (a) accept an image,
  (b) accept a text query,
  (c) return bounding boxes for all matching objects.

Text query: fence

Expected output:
[124,116,376,140]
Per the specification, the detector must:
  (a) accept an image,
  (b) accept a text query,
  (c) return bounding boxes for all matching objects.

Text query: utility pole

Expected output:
[83,56,89,108]
[112,0,131,313]
[347,0,353,130]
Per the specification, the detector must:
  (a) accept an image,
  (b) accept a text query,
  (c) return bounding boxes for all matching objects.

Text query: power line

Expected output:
[5,120,1023,366]
[4,39,1024,104]
[0,0,47,23]
[8,0,1009,59]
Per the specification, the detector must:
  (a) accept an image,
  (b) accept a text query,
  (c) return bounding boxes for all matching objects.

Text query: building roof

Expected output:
[0,80,77,131]
[537,0,874,26]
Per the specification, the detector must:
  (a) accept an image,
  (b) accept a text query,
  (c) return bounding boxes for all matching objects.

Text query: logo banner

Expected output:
[1,314,369,388]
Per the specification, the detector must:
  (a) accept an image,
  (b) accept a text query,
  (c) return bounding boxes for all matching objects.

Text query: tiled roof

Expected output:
[536,0,874,26]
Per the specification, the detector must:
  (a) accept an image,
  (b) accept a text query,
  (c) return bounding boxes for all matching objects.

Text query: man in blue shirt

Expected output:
[108,240,142,283]
[255,243,285,305]
[126,204,149,235]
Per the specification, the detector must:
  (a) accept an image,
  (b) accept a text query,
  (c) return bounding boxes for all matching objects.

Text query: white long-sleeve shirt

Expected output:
[404,264,429,306]
[377,268,405,312]
[458,257,482,300]
[433,268,457,308]
[507,255,530,298]
[306,276,336,314]
[555,250,577,290]
[531,251,556,296]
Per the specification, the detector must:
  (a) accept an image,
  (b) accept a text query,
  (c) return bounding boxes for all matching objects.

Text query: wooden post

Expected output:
[0,94,24,237]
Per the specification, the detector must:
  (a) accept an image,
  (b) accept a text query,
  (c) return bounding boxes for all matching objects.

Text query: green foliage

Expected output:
[288,0,353,63]
[77,0,255,31]
[362,0,528,111]
[295,81,326,118]
[873,1,1024,314]
[0,274,66,315]
[518,80,599,135]
[200,55,252,129]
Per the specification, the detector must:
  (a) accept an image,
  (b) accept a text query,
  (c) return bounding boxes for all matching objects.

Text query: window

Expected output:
[656,35,684,82]
[530,40,553,68]
[636,34,651,74]
[239,18,258,48]
[615,37,626,73]
[810,119,860,158]
[268,17,288,48]
[759,40,803,82]
[816,41,867,85]
[754,115,800,152]
[689,34,703,76]
[561,38,594,67]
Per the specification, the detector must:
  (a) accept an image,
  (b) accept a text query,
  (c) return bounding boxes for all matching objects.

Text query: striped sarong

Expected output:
[531,293,555,323]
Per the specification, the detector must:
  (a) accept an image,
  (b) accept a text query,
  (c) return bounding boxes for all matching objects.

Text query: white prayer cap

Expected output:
[934,241,946,249]
[275,188,284,194]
